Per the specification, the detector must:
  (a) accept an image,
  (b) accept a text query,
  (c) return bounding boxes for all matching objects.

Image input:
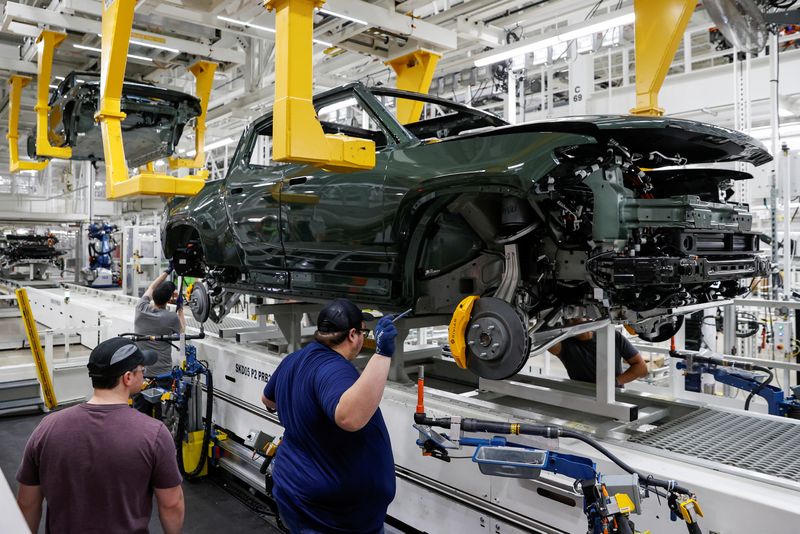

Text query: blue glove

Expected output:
[164,260,174,275]
[175,294,184,310]
[374,315,398,357]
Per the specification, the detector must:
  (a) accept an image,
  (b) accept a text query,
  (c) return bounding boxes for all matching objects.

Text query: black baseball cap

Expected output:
[317,298,375,333]
[87,338,158,378]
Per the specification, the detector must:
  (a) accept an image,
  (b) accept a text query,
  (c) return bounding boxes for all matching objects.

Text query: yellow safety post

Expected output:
[168,60,217,178]
[95,0,207,199]
[265,0,375,171]
[7,75,49,174]
[630,0,696,116]
[15,288,58,410]
[386,50,441,124]
[35,30,72,159]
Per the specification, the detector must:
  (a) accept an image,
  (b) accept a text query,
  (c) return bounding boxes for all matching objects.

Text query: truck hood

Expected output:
[458,115,772,167]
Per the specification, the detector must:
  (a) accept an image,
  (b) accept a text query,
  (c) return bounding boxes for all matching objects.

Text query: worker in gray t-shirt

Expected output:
[547,319,647,387]
[133,265,185,416]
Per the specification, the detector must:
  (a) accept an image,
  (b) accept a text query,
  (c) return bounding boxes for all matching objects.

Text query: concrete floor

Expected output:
[0,411,283,534]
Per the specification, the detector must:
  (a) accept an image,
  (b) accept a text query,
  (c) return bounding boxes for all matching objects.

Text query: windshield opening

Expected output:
[370,90,506,142]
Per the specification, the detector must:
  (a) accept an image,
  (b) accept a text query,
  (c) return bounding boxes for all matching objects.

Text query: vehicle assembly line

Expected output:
[1,0,800,533]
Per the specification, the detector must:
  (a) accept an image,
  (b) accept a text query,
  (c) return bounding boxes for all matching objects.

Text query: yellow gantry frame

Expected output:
[630,0,696,116]
[95,0,214,199]
[35,30,72,159]
[7,75,48,173]
[386,49,441,124]
[265,0,375,172]
[168,61,217,172]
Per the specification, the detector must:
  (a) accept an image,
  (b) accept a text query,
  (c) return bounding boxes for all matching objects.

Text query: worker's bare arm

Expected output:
[16,483,43,532]
[617,353,648,385]
[155,484,185,534]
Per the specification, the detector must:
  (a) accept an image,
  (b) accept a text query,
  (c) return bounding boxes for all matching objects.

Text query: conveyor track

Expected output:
[628,408,800,481]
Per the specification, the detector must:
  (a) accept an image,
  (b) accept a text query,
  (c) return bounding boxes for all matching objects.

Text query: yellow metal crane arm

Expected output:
[35,30,72,159]
[168,61,217,172]
[386,49,441,124]
[95,0,213,199]
[7,75,48,173]
[630,0,696,116]
[265,0,375,172]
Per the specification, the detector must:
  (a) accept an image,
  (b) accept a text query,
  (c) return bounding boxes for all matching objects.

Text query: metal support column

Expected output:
[769,32,780,298]
[782,144,792,298]
[506,66,517,125]
[595,322,616,406]
[723,305,737,355]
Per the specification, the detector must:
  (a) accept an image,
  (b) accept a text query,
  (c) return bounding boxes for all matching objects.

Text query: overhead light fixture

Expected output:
[98,33,179,54]
[72,43,152,62]
[205,137,236,151]
[558,12,634,42]
[474,11,635,68]
[218,15,275,33]
[218,15,330,45]
[318,98,358,116]
[318,8,368,26]
[474,37,558,67]
[49,84,58,89]
[130,39,179,54]
[54,76,65,81]
[186,137,236,157]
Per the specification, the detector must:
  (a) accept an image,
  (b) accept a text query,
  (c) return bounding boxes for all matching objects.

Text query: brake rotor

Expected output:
[464,297,530,380]
[187,281,210,323]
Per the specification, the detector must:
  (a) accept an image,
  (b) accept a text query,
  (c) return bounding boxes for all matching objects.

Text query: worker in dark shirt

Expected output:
[548,324,648,387]
[262,298,397,533]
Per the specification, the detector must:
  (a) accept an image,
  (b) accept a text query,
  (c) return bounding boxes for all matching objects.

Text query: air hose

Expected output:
[414,413,692,495]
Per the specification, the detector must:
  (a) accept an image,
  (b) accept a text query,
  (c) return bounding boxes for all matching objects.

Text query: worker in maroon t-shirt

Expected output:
[15,338,185,534]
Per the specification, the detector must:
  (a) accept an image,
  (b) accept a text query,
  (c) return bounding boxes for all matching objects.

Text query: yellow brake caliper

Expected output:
[448,296,479,369]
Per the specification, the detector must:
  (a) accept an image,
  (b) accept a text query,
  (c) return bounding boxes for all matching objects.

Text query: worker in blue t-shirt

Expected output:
[261,298,398,534]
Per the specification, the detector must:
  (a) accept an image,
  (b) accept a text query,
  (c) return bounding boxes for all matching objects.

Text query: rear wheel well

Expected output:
[164,224,201,258]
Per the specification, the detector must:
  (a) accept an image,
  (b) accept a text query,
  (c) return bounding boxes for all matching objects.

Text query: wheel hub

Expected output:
[466,317,508,361]
[187,281,210,323]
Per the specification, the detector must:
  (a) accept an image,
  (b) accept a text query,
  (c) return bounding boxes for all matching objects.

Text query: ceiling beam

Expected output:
[4,1,245,64]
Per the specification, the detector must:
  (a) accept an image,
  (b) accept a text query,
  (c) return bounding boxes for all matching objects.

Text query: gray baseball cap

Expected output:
[87,338,158,378]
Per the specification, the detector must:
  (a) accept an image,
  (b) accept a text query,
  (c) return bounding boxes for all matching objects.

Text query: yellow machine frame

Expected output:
[386,49,441,124]
[265,0,375,172]
[7,75,48,173]
[95,0,216,199]
[630,0,696,116]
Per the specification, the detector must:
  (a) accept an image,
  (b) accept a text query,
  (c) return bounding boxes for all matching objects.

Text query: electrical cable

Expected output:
[744,364,774,411]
